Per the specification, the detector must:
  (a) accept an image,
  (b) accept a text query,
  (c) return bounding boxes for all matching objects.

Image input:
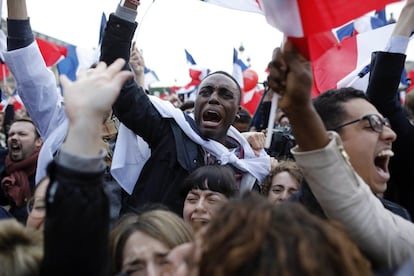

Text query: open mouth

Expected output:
[202,110,222,127]
[10,143,21,153]
[374,149,393,177]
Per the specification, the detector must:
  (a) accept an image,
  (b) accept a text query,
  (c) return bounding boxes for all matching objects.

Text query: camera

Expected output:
[266,125,296,160]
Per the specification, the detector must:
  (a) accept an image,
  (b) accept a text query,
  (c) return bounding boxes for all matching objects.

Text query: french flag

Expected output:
[311,15,396,97]
[176,49,210,100]
[0,35,66,81]
[57,12,106,81]
[232,47,248,90]
[57,44,99,81]
[260,0,400,37]
[232,48,263,116]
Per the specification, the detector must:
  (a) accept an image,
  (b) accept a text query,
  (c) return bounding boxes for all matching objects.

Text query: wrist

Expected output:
[121,0,139,10]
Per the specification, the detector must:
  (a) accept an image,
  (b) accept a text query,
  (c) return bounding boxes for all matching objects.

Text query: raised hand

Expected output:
[267,41,313,114]
[61,58,133,124]
[60,58,133,155]
[129,41,145,86]
[267,41,328,151]
[393,0,414,37]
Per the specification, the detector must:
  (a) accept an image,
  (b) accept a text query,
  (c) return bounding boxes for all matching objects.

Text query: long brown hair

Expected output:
[199,192,372,276]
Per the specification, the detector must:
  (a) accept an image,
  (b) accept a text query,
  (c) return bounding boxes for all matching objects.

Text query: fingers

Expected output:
[267,48,287,94]
[282,40,308,70]
[113,70,135,90]
[267,40,312,94]
[105,58,127,78]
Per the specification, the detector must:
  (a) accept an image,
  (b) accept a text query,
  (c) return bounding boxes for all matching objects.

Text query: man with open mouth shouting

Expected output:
[0,118,42,223]
[100,0,270,217]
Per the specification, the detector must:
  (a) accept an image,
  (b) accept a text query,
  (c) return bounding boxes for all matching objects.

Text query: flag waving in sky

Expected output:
[310,10,400,97]
[175,49,210,100]
[232,47,248,90]
[57,12,106,81]
[200,0,400,37]
[260,0,401,37]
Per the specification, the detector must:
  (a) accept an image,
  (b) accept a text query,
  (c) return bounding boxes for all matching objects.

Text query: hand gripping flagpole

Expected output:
[265,93,278,149]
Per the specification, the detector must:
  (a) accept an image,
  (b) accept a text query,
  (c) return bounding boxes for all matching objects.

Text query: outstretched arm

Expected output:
[268,40,414,269]
[366,0,414,219]
[41,59,133,275]
[4,0,67,183]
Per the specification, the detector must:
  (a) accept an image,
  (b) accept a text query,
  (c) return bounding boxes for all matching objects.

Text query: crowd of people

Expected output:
[1,0,414,275]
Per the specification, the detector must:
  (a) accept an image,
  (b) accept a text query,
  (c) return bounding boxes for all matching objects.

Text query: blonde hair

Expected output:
[110,209,194,274]
[0,219,43,276]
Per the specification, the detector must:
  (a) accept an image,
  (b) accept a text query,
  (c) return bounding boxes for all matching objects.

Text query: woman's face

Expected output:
[268,172,299,204]
[121,230,170,276]
[26,177,49,230]
[183,189,228,232]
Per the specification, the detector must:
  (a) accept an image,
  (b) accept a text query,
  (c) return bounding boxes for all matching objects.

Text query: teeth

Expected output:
[377,149,394,158]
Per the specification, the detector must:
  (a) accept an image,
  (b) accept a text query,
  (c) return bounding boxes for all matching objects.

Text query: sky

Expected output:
[0,0,410,87]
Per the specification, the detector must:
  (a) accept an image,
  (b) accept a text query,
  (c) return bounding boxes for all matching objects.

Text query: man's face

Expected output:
[7,121,42,162]
[338,99,396,194]
[194,73,240,143]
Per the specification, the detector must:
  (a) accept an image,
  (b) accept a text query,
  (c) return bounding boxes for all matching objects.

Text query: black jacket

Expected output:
[100,14,216,216]
[40,159,109,276]
[366,51,414,218]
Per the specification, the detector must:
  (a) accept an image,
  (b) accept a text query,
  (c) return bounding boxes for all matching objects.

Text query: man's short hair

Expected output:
[10,117,40,139]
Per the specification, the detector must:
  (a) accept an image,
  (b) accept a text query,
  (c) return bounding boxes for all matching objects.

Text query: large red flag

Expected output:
[260,0,400,37]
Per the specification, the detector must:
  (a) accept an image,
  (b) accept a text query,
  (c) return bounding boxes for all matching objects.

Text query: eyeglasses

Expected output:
[26,197,46,218]
[332,114,390,133]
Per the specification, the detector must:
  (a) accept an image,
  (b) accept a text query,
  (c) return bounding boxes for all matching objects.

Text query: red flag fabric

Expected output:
[0,63,10,81]
[260,0,400,37]
[35,38,68,67]
[310,23,395,97]
[241,88,264,116]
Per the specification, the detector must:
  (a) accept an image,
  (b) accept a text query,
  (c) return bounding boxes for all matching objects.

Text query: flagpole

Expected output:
[265,93,278,149]
[135,0,156,37]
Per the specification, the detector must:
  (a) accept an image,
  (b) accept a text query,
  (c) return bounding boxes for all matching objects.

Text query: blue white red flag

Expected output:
[57,44,99,81]
[57,12,105,80]
[260,0,400,37]
[177,49,210,100]
[310,10,403,97]
[232,48,248,90]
